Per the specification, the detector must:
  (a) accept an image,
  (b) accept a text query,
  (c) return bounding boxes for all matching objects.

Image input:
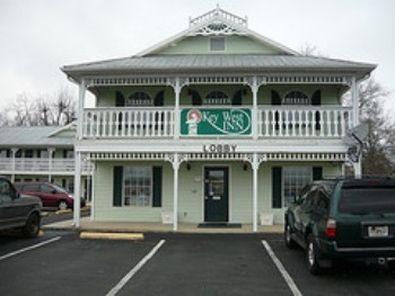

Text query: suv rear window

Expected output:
[339,187,395,214]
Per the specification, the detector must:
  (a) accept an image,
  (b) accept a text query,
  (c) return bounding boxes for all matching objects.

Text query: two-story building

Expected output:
[62,7,376,231]
[0,124,93,203]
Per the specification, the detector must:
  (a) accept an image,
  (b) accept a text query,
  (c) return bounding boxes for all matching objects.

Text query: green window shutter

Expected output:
[113,166,123,207]
[152,166,162,207]
[312,167,323,181]
[115,91,125,106]
[272,167,282,209]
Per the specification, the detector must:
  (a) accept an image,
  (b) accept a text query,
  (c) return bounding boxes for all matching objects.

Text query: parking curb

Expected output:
[80,232,144,240]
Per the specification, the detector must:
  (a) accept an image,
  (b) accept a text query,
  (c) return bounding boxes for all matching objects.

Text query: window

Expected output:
[41,184,55,193]
[210,37,225,51]
[22,184,40,192]
[205,91,230,105]
[126,92,152,106]
[282,91,310,105]
[283,167,312,207]
[123,166,152,207]
[0,179,12,201]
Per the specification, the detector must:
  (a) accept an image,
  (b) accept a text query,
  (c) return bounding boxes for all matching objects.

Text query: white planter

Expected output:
[260,213,274,226]
[161,211,173,224]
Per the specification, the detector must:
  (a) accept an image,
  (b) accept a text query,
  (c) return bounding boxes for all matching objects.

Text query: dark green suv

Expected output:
[284,177,395,274]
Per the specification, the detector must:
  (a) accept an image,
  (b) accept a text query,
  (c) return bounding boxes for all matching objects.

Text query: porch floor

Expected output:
[43,217,283,234]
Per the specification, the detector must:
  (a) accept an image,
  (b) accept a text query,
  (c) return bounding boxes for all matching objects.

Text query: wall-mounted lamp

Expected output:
[187,163,192,171]
[243,162,249,171]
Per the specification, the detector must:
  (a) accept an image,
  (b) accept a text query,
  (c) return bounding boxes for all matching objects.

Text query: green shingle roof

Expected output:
[0,126,74,148]
[62,54,376,78]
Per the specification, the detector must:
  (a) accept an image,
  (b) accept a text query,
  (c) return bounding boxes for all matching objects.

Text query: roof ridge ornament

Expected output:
[189,5,248,29]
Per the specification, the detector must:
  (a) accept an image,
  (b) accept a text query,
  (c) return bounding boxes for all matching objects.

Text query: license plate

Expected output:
[368,226,389,238]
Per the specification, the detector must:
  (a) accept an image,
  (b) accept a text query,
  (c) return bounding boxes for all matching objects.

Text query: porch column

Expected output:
[10,147,18,183]
[353,161,362,179]
[172,153,180,231]
[252,153,259,232]
[250,76,259,140]
[77,80,86,140]
[90,163,95,221]
[351,76,362,178]
[351,76,359,126]
[173,77,181,139]
[47,147,55,182]
[73,151,82,228]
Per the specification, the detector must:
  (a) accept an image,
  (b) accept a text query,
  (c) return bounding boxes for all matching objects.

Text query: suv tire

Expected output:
[306,235,323,275]
[284,224,297,249]
[22,212,40,238]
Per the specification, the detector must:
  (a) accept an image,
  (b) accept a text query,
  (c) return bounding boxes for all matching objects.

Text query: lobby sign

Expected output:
[180,108,251,136]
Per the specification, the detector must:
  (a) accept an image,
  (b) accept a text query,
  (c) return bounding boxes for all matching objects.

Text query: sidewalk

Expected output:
[43,217,283,234]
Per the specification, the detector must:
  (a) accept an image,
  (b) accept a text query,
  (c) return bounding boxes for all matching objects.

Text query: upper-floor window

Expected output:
[205,91,230,105]
[127,92,152,106]
[282,91,310,105]
[210,37,225,52]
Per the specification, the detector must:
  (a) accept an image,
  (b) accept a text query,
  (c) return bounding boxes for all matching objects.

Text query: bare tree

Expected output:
[11,93,38,126]
[2,87,76,127]
[52,88,76,125]
[344,77,394,175]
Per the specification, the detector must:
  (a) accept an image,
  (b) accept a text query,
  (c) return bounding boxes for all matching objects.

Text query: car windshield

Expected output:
[339,187,395,214]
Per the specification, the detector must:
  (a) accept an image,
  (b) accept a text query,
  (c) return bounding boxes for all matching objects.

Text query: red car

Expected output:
[14,182,85,210]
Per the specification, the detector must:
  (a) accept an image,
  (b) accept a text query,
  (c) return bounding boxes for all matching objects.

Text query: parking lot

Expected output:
[1,231,395,296]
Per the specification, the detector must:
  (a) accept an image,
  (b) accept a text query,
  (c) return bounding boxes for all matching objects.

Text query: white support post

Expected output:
[173,78,181,139]
[252,153,259,232]
[48,147,55,182]
[73,151,82,228]
[11,148,18,183]
[90,164,95,221]
[172,153,180,231]
[77,80,86,140]
[354,160,362,179]
[351,76,362,178]
[251,76,259,140]
[351,76,359,127]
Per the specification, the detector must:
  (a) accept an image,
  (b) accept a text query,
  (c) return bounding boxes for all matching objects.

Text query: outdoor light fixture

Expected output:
[243,162,248,171]
[187,163,192,170]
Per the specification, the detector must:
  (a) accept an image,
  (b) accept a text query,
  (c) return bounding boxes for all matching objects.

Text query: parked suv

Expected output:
[15,182,85,211]
[284,178,395,274]
[0,176,42,237]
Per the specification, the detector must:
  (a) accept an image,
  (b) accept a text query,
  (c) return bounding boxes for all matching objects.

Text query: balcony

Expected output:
[0,158,93,175]
[82,106,353,139]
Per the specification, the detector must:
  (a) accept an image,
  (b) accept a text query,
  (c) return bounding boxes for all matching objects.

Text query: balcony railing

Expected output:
[258,106,353,138]
[82,106,353,139]
[0,158,93,174]
[83,107,175,138]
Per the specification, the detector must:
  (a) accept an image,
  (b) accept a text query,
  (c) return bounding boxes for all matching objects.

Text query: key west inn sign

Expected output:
[181,108,252,136]
[62,5,375,232]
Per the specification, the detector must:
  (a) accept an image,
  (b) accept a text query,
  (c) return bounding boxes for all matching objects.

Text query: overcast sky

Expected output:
[0,0,394,119]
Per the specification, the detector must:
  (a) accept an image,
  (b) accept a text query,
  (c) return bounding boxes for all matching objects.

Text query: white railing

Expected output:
[82,106,353,139]
[0,158,93,173]
[258,106,353,138]
[83,107,175,138]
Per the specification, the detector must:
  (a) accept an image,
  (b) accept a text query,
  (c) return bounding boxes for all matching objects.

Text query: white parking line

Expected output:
[106,239,166,296]
[261,240,302,296]
[0,236,61,261]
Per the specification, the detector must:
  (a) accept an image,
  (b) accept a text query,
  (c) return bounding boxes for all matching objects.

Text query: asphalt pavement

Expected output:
[0,231,394,296]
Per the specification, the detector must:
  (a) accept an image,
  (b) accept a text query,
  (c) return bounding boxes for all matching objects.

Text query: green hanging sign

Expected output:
[180,108,252,136]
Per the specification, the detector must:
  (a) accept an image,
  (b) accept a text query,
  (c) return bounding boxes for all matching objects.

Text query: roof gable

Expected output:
[137,5,299,57]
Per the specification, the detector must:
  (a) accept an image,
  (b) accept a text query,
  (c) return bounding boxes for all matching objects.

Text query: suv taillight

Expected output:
[325,218,336,238]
